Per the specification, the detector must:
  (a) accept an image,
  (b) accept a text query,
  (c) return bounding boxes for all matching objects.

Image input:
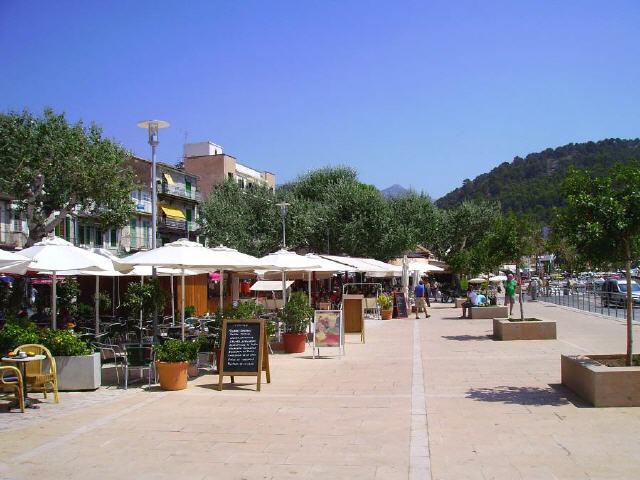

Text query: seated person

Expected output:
[460,286,480,318]
[476,293,487,305]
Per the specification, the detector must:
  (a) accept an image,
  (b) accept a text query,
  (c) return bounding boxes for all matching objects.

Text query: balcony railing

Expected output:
[160,183,202,201]
[158,217,199,232]
[132,199,152,214]
[128,235,151,251]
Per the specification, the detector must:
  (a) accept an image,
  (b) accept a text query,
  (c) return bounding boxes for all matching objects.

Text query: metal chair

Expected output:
[94,342,127,386]
[123,345,155,390]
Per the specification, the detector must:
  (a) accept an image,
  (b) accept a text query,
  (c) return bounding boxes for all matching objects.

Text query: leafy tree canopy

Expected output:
[0,108,136,245]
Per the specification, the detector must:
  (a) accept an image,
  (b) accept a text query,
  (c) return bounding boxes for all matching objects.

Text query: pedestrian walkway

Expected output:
[1,302,639,479]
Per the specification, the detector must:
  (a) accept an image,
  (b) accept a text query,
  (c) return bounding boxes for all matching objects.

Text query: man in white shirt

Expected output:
[460,286,480,319]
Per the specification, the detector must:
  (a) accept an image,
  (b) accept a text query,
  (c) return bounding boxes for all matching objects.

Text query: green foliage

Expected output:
[57,278,80,319]
[377,293,392,310]
[0,318,39,354]
[122,279,167,320]
[279,291,314,334]
[436,139,640,223]
[200,167,437,260]
[0,108,137,245]
[38,328,93,356]
[75,303,94,319]
[93,291,112,313]
[184,305,197,318]
[154,338,200,363]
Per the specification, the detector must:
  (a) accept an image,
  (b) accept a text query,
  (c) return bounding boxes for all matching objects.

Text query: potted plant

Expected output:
[0,317,40,355]
[39,327,100,391]
[184,305,197,318]
[154,339,200,390]
[279,291,314,353]
[378,293,392,320]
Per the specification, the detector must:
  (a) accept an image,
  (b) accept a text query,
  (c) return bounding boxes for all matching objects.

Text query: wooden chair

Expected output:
[13,344,59,403]
[0,366,25,412]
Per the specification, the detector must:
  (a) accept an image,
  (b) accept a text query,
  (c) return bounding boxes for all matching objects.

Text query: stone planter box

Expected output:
[493,318,556,340]
[561,354,640,407]
[468,306,508,319]
[454,298,467,308]
[54,352,101,391]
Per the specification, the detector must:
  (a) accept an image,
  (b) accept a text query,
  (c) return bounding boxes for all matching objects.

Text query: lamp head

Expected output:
[137,120,170,146]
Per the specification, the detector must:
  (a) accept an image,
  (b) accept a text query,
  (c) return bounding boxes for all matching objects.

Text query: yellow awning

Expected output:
[163,172,175,185]
[161,206,185,220]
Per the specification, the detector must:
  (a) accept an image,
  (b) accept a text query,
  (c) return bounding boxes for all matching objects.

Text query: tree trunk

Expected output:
[625,243,634,367]
[516,264,524,321]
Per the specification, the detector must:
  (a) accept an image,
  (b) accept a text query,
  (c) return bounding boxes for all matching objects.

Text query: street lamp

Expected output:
[137,119,170,249]
[137,120,169,342]
[276,202,290,248]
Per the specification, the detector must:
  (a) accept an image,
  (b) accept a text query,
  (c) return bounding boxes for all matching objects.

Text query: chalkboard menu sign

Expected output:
[393,292,408,318]
[218,319,271,391]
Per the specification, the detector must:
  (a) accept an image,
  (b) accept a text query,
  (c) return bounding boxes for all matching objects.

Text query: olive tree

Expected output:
[0,109,136,246]
[559,163,640,365]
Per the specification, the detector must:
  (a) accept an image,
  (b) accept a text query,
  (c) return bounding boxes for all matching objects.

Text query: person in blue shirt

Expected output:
[414,280,430,319]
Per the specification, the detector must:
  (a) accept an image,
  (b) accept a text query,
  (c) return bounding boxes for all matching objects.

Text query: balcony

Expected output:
[132,198,152,214]
[158,217,199,232]
[159,183,202,202]
[128,235,151,251]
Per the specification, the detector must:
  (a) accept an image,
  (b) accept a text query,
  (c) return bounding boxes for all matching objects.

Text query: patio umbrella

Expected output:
[122,239,268,339]
[10,236,112,328]
[258,250,321,304]
[0,250,30,274]
[468,278,487,284]
[489,275,507,282]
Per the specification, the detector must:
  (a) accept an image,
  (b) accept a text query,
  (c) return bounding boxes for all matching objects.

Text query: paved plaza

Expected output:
[1,301,640,480]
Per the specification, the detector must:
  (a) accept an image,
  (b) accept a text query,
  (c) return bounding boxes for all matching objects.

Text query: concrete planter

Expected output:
[54,352,101,391]
[469,306,508,319]
[493,318,556,341]
[454,298,467,308]
[561,354,640,407]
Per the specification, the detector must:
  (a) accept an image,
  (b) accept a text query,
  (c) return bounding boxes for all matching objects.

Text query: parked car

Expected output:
[601,279,640,308]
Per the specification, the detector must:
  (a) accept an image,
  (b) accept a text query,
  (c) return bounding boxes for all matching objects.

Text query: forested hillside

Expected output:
[436,138,640,222]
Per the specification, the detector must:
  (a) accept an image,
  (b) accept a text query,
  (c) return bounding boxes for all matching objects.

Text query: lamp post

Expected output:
[137,119,169,341]
[136,120,170,249]
[276,202,290,248]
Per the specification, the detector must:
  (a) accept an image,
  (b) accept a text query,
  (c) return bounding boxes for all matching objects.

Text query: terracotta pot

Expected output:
[381,309,393,320]
[156,361,189,391]
[283,333,306,353]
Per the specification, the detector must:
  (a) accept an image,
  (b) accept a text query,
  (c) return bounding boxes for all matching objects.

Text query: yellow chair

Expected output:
[13,344,59,403]
[0,365,25,412]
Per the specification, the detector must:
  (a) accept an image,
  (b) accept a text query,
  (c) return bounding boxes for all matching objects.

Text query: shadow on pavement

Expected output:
[441,334,493,342]
[465,384,587,407]
[196,382,258,392]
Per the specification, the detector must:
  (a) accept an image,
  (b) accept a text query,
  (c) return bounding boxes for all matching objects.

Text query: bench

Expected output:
[468,305,509,319]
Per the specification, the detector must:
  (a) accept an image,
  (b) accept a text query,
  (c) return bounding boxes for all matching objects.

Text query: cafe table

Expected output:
[1,354,46,408]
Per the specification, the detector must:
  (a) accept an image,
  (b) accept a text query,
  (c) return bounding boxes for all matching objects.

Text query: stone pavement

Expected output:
[0,301,639,479]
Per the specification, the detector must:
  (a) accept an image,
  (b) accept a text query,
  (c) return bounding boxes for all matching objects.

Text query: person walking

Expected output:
[414,280,430,319]
[504,273,517,317]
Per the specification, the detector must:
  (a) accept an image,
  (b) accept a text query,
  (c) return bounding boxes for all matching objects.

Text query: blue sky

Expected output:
[1,1,639,198]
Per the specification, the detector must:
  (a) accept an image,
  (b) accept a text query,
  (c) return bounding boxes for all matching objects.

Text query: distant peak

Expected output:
[381,184,410,198]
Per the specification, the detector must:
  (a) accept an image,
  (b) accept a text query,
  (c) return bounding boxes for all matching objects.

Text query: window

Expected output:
[228,172,234,180]
[95,228,103,247]
[185,208,192,222]
[143,220,150,248]
[110,228,117,248]
[78,225,86,245]
[130,219,137,248]
[185,180,192,196]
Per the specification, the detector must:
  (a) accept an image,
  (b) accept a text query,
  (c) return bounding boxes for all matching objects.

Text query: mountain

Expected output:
[381,184,410,198]
[436,138,640,222]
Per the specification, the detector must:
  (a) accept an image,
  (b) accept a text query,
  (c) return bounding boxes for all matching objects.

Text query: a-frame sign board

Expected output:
[218,318,271,392]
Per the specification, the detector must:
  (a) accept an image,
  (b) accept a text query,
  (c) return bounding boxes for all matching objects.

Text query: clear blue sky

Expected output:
[1,1,639,198]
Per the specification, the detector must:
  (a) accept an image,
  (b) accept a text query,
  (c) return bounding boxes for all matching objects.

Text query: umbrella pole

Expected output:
[282,270,287,304]
[170,274,175,326]
[307,272,311,306]
[140,276,144,345]
[181,270,185,341]
[95,276,100,336]
[52,272,57,329]
[219,269,224,314]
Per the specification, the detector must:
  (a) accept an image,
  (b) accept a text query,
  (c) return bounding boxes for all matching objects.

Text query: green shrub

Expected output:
[76,303,94,320]
[184,305,197,318]
[39,328,93,356]
[377,293,392,310]
[279,291,314,334]
[0,319,39,355]
[154,339,200,363]
[92,291,112,313]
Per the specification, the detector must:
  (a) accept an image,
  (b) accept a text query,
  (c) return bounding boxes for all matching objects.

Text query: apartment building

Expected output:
[182,142,275,198]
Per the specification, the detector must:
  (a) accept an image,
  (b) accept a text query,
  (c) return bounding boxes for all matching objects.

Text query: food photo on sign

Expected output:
[314,311,341,347]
